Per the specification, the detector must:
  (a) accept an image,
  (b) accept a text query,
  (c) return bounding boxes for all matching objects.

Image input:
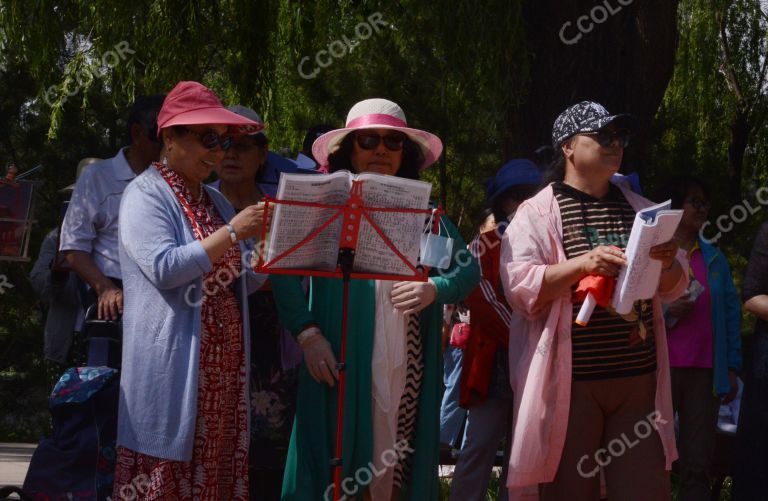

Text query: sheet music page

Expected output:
[611,200,684,314]
[353,173,432,275]
[266,171,351,270]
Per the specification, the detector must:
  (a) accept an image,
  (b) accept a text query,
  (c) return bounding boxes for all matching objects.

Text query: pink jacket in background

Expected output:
[500,183,688,500]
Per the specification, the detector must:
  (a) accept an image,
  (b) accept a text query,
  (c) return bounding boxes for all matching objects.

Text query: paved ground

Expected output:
[0,443,34,488]
[0,443,486,495]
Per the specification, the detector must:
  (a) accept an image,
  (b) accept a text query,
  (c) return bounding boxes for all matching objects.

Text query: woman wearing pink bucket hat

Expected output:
[113,81,267,499]
[272,98,479,500]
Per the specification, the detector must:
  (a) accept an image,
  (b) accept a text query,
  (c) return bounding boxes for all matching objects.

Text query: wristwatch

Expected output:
[225,223,238,243]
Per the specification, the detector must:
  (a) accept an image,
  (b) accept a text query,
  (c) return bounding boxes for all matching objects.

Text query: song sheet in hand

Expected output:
[265,170,432,276]
[611,200,683,315]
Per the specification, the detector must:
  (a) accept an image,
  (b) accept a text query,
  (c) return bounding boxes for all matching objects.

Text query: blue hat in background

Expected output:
[258,151,321,197]
[486,159,543,204]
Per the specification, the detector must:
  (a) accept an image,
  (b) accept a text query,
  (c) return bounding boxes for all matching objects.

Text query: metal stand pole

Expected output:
[331,247,355,501]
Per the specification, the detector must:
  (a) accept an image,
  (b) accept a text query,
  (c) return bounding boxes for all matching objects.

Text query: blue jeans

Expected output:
[449,349,513,501]
[440,346,466,447]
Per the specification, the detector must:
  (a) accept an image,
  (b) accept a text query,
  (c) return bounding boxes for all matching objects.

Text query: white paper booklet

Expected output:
[611,200,684,314]
[266,170,432,275]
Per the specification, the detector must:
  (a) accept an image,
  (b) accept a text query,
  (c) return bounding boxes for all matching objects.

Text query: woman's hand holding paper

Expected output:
[648,240,679,270]
[578,245,627,277]
[230,201,272,241]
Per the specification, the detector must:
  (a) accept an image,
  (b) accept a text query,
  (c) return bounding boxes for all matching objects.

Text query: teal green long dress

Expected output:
[271,215,479,500]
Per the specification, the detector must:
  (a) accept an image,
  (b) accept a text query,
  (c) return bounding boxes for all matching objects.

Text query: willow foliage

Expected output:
[0,0,527,227]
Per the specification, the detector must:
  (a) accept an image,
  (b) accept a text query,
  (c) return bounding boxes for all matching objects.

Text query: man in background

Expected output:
[59,94,164,320]
[29,158,99,366]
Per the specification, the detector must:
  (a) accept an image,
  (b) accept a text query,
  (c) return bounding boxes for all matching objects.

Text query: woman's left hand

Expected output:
[391,279,437,315]
[649,240,679,269]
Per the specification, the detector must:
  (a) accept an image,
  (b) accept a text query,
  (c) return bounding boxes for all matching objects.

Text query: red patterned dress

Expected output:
[113,163,249,500]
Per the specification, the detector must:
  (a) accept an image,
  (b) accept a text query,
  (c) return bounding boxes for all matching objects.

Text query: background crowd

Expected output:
[2,2,768,501]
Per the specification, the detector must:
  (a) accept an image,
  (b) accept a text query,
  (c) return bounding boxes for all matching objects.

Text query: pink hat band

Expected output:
[311,98,443,171]
[346,113,408,129]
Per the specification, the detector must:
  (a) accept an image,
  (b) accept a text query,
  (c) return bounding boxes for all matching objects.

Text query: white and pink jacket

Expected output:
[500,183,688,500]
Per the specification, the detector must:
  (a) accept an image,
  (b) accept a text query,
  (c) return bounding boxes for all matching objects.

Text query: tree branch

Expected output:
[718,6,748,109]
[755,43,768,94]
[748,3,768,118]
[759,5,768,24]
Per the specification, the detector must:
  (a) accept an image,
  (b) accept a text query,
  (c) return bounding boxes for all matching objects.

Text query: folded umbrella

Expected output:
[573,274,616,326]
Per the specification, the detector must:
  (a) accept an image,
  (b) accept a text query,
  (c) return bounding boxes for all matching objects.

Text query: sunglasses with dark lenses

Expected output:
[177,126,233,151]
[581,129,631,148]
[230,138,265,153]
[355,132,406,151]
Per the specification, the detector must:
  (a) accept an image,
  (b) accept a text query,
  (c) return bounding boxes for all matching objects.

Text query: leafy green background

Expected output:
[0,9,764,501]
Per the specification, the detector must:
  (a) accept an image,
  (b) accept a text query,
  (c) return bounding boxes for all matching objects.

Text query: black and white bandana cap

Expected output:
[551,101,637,147]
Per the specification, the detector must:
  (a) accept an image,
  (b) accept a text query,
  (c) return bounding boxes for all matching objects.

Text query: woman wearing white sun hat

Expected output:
[272,98,480,500]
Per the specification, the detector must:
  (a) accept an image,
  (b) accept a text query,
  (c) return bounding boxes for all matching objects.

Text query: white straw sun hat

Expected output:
[311,98,443,171]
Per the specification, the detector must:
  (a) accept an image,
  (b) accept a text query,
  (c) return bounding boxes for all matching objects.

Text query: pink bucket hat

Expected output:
[156,81,264,137]
[312,98,443,171]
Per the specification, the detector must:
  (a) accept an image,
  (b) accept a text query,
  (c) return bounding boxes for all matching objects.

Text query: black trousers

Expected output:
[733,331,768,500]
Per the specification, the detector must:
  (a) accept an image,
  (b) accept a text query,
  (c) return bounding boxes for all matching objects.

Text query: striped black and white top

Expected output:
[553,182,656,381]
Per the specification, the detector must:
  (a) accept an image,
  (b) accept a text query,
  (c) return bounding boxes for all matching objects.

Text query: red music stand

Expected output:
[0,179,37,262]
[255,180,441,501]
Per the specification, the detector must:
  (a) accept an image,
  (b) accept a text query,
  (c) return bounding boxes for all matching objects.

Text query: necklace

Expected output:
[187,181,204,202]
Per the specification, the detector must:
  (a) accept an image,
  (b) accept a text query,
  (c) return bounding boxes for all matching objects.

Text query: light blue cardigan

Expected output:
[116,166,252,461]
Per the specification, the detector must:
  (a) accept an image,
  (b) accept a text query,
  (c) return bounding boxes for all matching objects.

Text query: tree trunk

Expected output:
[728,109,750,205]
[509,0,679,176]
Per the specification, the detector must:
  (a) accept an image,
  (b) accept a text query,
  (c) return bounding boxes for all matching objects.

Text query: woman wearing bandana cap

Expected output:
[500,101,687,500]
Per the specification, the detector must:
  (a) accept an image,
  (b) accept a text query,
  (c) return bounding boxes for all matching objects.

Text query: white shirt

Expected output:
[59,147,136,279]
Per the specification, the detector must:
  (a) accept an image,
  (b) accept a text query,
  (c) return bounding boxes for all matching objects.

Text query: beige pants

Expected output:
[540,372,671,501]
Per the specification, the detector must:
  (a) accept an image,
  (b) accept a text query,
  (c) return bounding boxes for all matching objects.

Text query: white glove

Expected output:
[391,279,437,315]
[298,326,338,386]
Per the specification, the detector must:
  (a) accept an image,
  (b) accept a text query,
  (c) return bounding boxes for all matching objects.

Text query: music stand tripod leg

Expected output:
[331,247,355,500]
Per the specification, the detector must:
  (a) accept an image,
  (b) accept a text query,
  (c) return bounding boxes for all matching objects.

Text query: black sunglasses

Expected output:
[176,126,233,151]
[355,132,406,151]
[228,139,259,153]
[580,129,631,148]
